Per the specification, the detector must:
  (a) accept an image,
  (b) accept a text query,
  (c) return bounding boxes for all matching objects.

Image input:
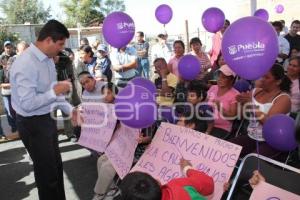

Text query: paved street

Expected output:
[0,135,101,200]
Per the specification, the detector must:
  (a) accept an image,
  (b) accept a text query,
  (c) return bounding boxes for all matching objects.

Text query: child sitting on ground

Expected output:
[186,82,214,134]
[116,157,214,200]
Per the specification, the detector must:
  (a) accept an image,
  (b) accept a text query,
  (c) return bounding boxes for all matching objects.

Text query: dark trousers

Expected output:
[16,114,66,200]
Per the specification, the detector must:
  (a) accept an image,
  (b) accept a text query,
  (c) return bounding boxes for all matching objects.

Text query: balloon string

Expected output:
[251,99,260,171]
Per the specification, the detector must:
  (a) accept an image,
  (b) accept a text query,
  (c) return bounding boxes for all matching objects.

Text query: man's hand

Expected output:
[53,80,72,96]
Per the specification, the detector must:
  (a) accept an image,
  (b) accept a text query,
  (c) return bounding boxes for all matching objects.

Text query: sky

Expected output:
[42,0,251,35]
[2,0,296,35]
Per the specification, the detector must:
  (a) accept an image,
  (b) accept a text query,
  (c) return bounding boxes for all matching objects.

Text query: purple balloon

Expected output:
[178,55,201,80]
[221,17,279,80]
[202,7,225,33]
[129,77,157,96]
[233,79,252,92]
[254,9,269,21]
[155,4,173,24]
[102,12,135,48]
[115,85,157,129]
[263,114,297,151]
[275,4,284,14]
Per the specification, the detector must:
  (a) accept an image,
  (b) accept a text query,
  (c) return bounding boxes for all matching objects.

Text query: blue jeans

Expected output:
[137,58,150,79]
[0,119,4,137]
[3,95,17,132]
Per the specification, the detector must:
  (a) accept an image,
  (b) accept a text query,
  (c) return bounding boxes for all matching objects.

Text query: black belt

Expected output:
[17,113,51,119]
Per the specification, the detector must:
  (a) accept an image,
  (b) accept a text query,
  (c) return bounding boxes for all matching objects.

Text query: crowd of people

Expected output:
[2,17,300,200]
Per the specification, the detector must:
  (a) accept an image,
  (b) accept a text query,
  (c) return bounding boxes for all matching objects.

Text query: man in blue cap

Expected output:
[1,41,16,58]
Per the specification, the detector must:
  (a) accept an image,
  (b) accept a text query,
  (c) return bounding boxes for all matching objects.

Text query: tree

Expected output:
[60,0,105,27]
[100,0,125,16]
[0,0,51,24]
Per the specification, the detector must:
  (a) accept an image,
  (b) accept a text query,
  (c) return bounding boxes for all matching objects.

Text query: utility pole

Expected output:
[250,0,257,15]
[185,20,190,53]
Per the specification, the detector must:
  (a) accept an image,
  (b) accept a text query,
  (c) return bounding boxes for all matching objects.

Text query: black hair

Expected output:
[291,47,300,52]
[189,37,202,46]
[80,37,89,45]
[79,45,94,57]
[157,34,165,39]
[289,56,300,65]
[101,82,119,95]
[137,31,144,37]
[187,81,207,101]
[272,21,284,31]
[37,20,69,42]
[216,53,224,67]
[280,20,285,24]
[291,20,300,26]
[119,172,161,200]
[153,57,167,64]
[173,40,185,51]
[270,63,291,93]
[78,71,93,79]
[225,19,230,25]
[64,48,74,56]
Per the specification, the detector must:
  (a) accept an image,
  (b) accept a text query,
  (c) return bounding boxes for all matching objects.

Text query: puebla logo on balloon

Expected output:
[102,12,135,48]
[221,17,279,80]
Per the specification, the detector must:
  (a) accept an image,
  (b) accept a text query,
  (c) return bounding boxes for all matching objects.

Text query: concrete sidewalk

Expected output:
[0,135,99,200]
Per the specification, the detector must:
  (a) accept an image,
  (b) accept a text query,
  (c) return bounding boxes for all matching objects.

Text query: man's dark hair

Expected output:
[101,82,119,95]
[119,172,161,200]
[225,19,230,25]
[157,34,165,39]
[37,20,69,42]
[291,20,300,26]
[137,31,144,37]
[78,71,93,79]
[272,21,284,31]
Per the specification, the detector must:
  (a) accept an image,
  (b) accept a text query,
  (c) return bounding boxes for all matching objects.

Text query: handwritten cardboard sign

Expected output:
[250,181,300,200]
[105,123,139,179]
[78,103,117,152]
[131,122,242,200]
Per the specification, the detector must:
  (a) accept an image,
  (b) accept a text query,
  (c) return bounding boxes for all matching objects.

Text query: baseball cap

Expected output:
[4,41,12,47]
[97,44,108,53]
[218,64,236,77]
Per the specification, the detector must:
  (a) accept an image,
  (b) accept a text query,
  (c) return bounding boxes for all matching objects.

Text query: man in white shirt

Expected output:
[151,33,172,64]
[111,46,137,88]
[10,20,78,200]
[272,21,290,64]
